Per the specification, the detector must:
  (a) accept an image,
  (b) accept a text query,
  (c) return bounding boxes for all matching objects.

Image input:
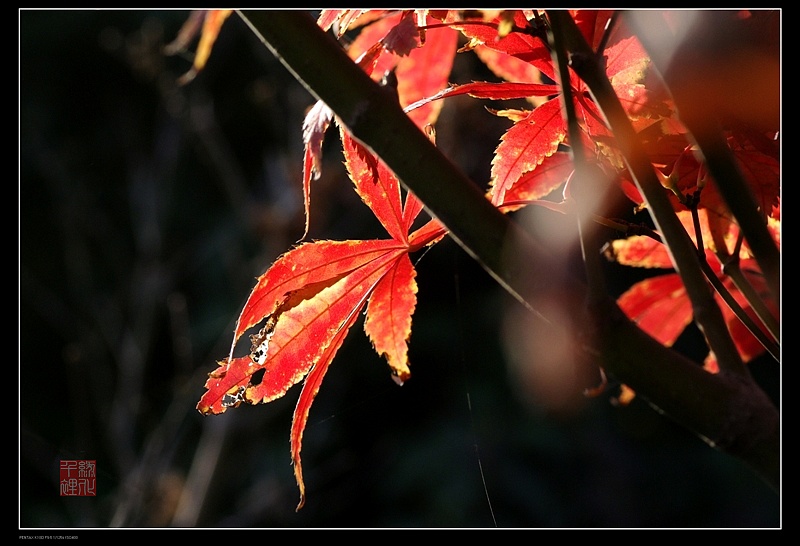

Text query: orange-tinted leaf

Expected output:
[717,263,778,363]
[402,190,425,234]
[197,355,260,415]
[380,11,419,57]
[243,250,402,406]
[290,296,363,511]
[337,11,457,129]
[364,253,418,384]
[317,9,370,35]
[200,243,405,416]
[729,147,780,221]
[619,251,778,374]
[575,13,672,125]
[316,9,346,32]
[474,44,543,87]
[638,133,780,242]
[570,10,616,50]
[609,235,673,269]
[346,11,405,79]
[408,218,448,251]
[405,81,557,113]
[613,210,779,364]
[617,274,693,347]
[489,98,566,206]
[166,10,233,84]
[446,10,555,80]
[303,11,432,239]
[606,36,651,108]
[194,10,232,70]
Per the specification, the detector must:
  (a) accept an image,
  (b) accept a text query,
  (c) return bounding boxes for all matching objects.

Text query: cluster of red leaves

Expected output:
[171,9,780,509]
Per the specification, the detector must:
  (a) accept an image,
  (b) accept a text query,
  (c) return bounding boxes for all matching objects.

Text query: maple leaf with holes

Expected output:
[197,121,446,510]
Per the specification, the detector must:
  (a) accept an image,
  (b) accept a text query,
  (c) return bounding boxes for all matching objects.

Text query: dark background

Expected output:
[19,10,780,529]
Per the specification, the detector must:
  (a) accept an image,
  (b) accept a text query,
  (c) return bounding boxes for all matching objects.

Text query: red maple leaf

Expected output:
[197,121,446,510]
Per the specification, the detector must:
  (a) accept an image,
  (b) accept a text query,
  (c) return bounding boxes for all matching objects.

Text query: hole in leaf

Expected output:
[249,367,266,387]
[221,386,246,408]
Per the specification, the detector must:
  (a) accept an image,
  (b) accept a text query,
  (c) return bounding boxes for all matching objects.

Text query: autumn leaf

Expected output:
[615,248,777,373]
[704,264,778,373]
[570,10,617,50]
[340,126,407,243]
[617,273,694,347]
[364,253,418,384]
[316,9,371,36]
[393,15,459,128]
[496,151,575,212]
[619,131,781,252]
[405,81,558,108]
[473,44,543,86]
[380,10,421,56]
[444,10,555,80]
[198,112,447,509]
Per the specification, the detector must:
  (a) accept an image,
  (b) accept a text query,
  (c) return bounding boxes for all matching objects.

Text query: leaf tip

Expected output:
[293,460,307,511]
[196,401,220,415]
[391,369,411,386]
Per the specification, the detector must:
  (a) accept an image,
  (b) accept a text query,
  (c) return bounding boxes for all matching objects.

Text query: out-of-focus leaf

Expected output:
[617,274,693,347]
[167,10,233,84]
